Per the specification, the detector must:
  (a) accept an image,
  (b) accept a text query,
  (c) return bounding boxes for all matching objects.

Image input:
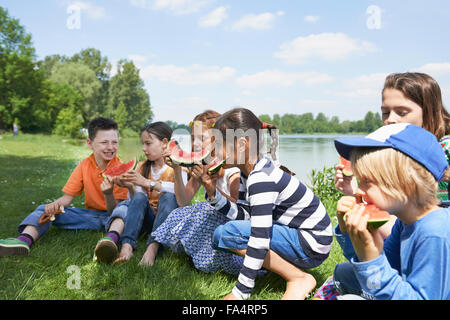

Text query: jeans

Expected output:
[106,192,179,250]
[18,205,110,239]
[212,220,322,269]
[333,262,375,300]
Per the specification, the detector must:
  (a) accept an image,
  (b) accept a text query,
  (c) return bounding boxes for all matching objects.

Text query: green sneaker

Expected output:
[94,237,118,264]
[0,238,30,257]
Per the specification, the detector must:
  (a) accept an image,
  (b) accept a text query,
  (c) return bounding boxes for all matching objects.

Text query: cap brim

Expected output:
[334,138,390,160]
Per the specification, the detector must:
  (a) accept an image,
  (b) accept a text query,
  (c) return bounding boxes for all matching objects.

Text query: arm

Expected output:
[44,194,75,215]
[352,237,449,300]
[101,176,119,214]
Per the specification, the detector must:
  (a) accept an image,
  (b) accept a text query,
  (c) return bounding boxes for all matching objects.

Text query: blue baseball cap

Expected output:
[334,123,449,181]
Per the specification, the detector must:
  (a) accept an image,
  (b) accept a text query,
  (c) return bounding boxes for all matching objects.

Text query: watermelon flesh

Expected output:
[167,140,211,167]
[103,158,137,177]
[339,156,353,177]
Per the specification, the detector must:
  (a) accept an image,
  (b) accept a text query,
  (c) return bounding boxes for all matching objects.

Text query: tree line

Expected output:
[258,111,383,134]
[0,7,152,138]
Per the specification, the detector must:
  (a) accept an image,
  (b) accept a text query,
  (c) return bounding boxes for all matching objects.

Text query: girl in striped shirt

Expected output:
[206,108,333,300]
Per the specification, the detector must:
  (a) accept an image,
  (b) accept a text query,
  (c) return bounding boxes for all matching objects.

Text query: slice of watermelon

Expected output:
[167,140,211,168]
[344,204,391,231]
[103,158,137,177]
[364,204,391,231]
[339,156,353,177]
[207,158,226,175]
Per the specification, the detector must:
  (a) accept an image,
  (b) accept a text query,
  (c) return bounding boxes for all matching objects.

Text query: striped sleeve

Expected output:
[233,171,278,300]
[207,188,250,221]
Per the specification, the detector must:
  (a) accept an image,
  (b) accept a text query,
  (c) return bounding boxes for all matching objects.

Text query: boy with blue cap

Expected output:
[332,123,450,300]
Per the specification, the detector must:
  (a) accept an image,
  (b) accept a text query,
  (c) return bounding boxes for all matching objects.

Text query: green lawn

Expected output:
[0,133,346,300]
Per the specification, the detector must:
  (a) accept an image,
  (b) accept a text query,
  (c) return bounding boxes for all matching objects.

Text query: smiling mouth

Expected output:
[104,152,115,157]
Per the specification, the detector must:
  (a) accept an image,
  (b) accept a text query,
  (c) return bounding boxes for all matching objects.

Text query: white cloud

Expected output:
[326,72,388,99]
[232,11,284,31]
[199,6,228,27]
[71,1,107,20]
[127,54,148,64]
[149,0,212,15]
[141,64,236,85]
[274,32,376,65]
[304,15,319,23]
[414,62,450,77]
[236,70,334,88]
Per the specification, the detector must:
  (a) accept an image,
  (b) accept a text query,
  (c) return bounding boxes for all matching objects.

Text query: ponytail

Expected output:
[261,122,296,176]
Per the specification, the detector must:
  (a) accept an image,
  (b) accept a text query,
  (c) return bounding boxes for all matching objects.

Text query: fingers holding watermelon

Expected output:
[101,175,114,195]
[344,204,384,262]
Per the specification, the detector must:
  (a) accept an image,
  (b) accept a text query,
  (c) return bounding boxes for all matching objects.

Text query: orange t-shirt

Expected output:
[62,154,129,211]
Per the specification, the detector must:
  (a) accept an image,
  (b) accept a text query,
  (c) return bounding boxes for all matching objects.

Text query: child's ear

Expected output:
[86,139,93,150]
[162,138,169,149]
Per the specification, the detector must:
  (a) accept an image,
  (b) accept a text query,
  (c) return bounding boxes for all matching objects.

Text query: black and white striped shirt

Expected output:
[208,157,333,300]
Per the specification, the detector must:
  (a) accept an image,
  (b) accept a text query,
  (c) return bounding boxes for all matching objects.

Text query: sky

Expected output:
[1,0,450,124]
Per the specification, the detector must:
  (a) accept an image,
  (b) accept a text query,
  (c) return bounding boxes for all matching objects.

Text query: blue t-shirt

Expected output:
[335,208,450,300]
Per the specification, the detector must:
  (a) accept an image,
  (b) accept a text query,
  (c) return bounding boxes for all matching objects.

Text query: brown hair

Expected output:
[383,72,450,140]
[193,110,222,129]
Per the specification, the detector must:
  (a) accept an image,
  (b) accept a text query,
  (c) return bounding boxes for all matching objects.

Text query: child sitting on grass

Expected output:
[333,123,450,300]
[0,117,129,257]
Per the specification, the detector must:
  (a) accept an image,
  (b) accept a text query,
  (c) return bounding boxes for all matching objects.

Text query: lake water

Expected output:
[119,134,364,186]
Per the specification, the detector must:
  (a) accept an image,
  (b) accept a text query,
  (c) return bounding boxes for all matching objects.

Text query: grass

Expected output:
[0,133,346,300]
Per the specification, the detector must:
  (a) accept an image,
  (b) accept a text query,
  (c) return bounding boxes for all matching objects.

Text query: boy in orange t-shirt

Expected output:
[0,117,129,257]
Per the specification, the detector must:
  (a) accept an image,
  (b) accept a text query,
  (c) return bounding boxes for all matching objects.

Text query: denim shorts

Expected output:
[212,220,319,269]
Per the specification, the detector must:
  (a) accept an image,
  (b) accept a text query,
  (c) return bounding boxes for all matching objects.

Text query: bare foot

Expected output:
[282,273,317,300]
[138,242,159,267]
[113,243,134,266]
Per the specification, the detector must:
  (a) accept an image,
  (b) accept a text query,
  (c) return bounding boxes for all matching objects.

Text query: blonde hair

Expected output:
[351,147,450,210]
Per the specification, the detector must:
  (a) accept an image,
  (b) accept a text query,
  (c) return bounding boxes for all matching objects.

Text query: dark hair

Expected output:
[383,72,450,140]
[140,121,173,179]
[214,108,295,175]
[87,117,118,140]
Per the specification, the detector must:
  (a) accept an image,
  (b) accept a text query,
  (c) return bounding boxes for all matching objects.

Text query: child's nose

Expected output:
[384,112,398,125]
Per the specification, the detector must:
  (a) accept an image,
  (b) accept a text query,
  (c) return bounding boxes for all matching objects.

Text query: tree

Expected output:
[106,60,152,133]
[0,6,46,132]
[49,62,102,122]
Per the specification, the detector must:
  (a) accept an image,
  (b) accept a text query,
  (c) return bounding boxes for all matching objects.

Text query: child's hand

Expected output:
[113,176,134,190]
[121,170,147,188]
[163,150,179,169]
[101,175,114,195]
[190,164,205,180]
[334,164,358,196]
[336,196,358,234]
[201,170,219,200]
[44,201,63,216]
[345,205,384,262]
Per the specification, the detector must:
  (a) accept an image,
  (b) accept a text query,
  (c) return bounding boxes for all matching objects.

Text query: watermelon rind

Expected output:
[367,219,390,231]
[208,159,226,175]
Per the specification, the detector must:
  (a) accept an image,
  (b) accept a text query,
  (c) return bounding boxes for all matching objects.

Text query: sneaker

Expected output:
[94,237,118,264]
[0,238,30,257]
[313,276,340,300]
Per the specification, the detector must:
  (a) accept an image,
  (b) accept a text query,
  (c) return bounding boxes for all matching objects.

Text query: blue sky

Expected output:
[1,0,450,124]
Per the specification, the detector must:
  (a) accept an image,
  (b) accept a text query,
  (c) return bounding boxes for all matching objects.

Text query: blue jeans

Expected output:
[106,192,179,250]
[19,205,110,239]
[212,220,321,269]
[333,262,375,300]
